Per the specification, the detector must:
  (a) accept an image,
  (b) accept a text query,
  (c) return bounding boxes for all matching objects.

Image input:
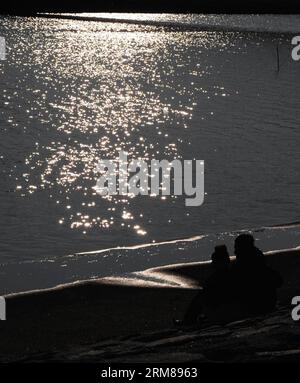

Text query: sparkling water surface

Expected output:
[0,14,299,292]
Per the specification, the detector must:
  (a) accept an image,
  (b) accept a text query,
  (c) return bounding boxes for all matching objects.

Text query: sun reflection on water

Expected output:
[1,17,236,240]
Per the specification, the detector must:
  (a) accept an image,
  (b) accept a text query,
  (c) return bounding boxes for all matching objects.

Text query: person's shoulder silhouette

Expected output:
[230,234,283,314]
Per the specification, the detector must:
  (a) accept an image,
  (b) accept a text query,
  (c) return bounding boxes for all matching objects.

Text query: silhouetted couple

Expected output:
[184,234,283,325]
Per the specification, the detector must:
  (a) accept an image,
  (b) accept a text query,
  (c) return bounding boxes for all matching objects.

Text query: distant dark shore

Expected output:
[7,13,293,36]
[0,246,299,362]
[1,0,300,16]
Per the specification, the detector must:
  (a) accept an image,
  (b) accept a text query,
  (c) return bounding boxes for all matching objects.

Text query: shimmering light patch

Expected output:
[122,211,134,220]
[2,16,240,240]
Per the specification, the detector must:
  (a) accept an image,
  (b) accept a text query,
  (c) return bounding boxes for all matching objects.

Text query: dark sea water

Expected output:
[0,14,300,293]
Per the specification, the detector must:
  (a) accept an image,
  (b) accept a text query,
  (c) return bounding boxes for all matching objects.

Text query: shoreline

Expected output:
[4,244,300,300]
[2,220,300,296]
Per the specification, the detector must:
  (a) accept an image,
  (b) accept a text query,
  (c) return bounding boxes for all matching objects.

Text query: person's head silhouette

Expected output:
[234,234,254,254]
[211,245,230,272]
[234,234,264,265]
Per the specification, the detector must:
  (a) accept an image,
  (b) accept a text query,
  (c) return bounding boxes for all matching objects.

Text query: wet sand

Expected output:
[0,246,299,362]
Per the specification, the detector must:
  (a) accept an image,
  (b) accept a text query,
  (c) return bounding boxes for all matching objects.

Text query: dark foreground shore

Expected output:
[0,247,300,362]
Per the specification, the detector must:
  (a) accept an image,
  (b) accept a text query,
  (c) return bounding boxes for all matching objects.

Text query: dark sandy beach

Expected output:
[0,246,299,362]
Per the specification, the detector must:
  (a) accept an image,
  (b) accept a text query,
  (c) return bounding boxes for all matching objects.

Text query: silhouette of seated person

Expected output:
[203,245,231,309]
[183,245,231,325]
[182,235,283,326]
[229,234,283,318]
